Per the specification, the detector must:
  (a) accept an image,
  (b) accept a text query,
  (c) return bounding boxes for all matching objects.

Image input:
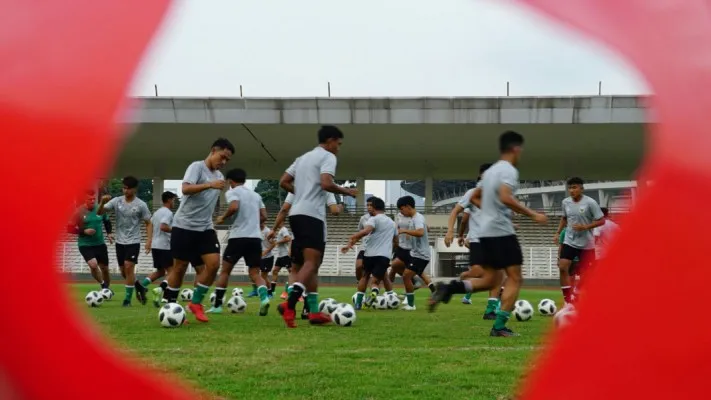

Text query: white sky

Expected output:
[134,0,647,200]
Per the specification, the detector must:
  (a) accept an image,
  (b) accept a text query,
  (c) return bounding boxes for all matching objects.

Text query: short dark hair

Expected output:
[226,168,247,183]
[85,189,96,196]
[601,207,610,217]
[318,125,344,144]
[369,196,385,211]
[566,177,584,186]
[479,163,493,175]
[161,191,177,203]
[122,176,139,189]
[212,138,235,154]
[396,195,415,209]
[499,130,524,153]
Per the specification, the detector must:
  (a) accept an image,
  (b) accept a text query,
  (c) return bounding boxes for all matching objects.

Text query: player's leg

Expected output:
[366,275,381,307]
[260,257,274,298]
[250,244,272,316]
[120,244,146,305]
[374,257,395,297]
[115,244,133,306]
[270,261,283,298]
[354,268,371,310]
[208,241,238,313]
[402,268,418,310]
[355,251,365,283]
[558,245,579,306]
[81,246,104,288]
[417,272,436,293]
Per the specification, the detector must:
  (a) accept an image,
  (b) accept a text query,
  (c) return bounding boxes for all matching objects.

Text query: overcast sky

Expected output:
[133,0,648,199]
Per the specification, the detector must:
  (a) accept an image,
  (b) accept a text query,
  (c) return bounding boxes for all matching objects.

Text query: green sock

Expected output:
[284,282,289,292]
[258,285,268,302]
[287,285,293,295]
[141,277,151,287]
[493,310,510,330]
[495,299,502,312]
[356,292,364,307]
[406,293,415,307]
[193,285,208,305]
[464,293,473,300]
[485,298,498,313]
[252,284,257,291]
[307,293,319,314]
[124,286,134,302]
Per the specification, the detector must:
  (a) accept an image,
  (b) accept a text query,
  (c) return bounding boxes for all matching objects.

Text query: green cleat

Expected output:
[151,287,163,308]
[206,306,223,314]
[259,299,270,316]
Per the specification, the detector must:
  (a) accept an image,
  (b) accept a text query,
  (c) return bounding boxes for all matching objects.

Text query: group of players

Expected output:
[70,126,620,335]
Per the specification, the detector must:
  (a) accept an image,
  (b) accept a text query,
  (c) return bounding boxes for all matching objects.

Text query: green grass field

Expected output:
[72,283,561,400]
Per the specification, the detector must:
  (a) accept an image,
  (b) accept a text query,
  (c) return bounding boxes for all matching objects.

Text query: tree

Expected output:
[106,178,154,209]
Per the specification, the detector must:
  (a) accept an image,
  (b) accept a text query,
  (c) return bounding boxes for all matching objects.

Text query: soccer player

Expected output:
[346,197,398,310]
[260,221,276,297]
[354,202,373,283]
[136,191,177,307]
[276,125,357,328]
[555,177,605,307]
[270,190,341,318]
[72,190,113,291]
[397,196,435,311]
[430,130,547,337]
[161,138,234,323]
[270,225,292,299]
[97,176,152,307]
[593,207,620,260]
[209,168,271,315]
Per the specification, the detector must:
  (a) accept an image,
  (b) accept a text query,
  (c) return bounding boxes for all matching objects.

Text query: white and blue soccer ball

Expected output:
[158,303,186,328]
[374,295,388,310]
[232,288,244,297]
[386,293,401,309]
[319,298,340,315]
[513,299,534,321]
[332,304,356,327]
[538,299,557,316]
[179,288,193,302]
[99,288,114,301]
[85,291,104,307]
[226,296,247,313]
[209,291,217,306]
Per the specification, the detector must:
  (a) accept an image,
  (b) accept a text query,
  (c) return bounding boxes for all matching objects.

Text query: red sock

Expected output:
[562,286,573,304]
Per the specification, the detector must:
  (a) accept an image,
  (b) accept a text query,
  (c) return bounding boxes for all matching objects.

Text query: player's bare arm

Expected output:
[183,179,224,195]
[573,218,605,232]
[96,194,112,215]
[555,216,567,243]
[320,173,358,197]
[445,204,465,247]
[144,219,153,253]
[346,225,375,250]
[270,202,291,237]
[458,215,469,247]
[215,199,239,226]
[279,172,295,194]
[469,187,482,208]
[499,184,547,224]
[398,227,425,237]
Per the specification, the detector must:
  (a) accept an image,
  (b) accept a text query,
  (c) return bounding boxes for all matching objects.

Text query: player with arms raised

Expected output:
[71,190,113,292]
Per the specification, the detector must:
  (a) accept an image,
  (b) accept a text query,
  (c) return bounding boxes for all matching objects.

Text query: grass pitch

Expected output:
[71,283,561,400]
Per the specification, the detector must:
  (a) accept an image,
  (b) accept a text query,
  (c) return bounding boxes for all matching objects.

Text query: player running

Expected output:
[593,207,620,260]
[270,226,292,299]
[209,168,271,315]
[97,176,152,307]
[260,222,276,297]
[430,131,547,337]
[397,196,434,311]
[276,125,358,328]
[161,138,234,323]
[71,190,113,292]
[354,204,373,284]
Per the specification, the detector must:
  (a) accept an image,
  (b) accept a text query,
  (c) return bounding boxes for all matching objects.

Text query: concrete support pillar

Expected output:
[355,177,366,210]
[541,193,552,210]
[152,177,164,210]
[424,177,434,210]
[598,190,609,207]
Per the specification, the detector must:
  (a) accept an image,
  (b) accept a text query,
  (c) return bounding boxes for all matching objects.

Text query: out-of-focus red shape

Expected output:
[518,1,711,399]
[0,2,198,399]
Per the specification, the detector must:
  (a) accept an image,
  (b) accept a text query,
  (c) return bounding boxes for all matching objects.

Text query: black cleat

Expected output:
[122,300,131,307]
[301,309,309,320]
[490,327,519,337]
[134,281,147,305]
[428,282,452,312]
[483,312,497,320]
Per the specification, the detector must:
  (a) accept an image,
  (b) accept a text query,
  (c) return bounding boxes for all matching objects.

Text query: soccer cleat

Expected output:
[151,287,163,308]
[308,312,331,325]
[134,281,147,305]
[188,303,208,323]
[259,299,270,316]
[301,309,309,320]
[489,327,519,337]
[247,290,258,298]
[428,282,453,312]
[483,312,497,320]
[278,302,297,328]
[280,291,288,299]
[122,300,131,307]
[402,305,417,311]
[206,306,223,314]
[461,297,472,305]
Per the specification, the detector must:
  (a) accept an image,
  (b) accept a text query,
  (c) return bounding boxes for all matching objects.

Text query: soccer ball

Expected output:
[232,288,244,297]
[99,288,113,301]
[179,288,193,302]
[318,298,338,314]
[538,299,557,316]
[85,291,104,307]
[513,300,534,321]
[554,309,577,328]
[386,294,401,309]
[158,303,186,328]
[209,292,217,306]
[332,304,356,327]
[330,302,350,317]
[351,292,358,305]
[374,295,388,309]
[226,296,247,313]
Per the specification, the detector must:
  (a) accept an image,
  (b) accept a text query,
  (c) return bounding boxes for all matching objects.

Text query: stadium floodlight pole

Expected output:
[506,81,510,96]
[154,84,158,97]
[598,81,602,95]
[328,81,331,97]
[240,84,243,98]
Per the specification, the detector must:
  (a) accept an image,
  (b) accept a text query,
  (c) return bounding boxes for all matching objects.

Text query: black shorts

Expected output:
[357,250,365,261]
[407,257,430,276]
[115,243,140,266]
[151,248,173,270]
[468,241,484,266]
[363,256,390,279]
[393,247,412,265]
[479,235,523,269]
[289,215,326,266]
[260,256,275,273]
[171,227,220,262]
[560,244,596,267]
[223,238,261,268]
[274,255,291,269]
[79,244,109,266]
